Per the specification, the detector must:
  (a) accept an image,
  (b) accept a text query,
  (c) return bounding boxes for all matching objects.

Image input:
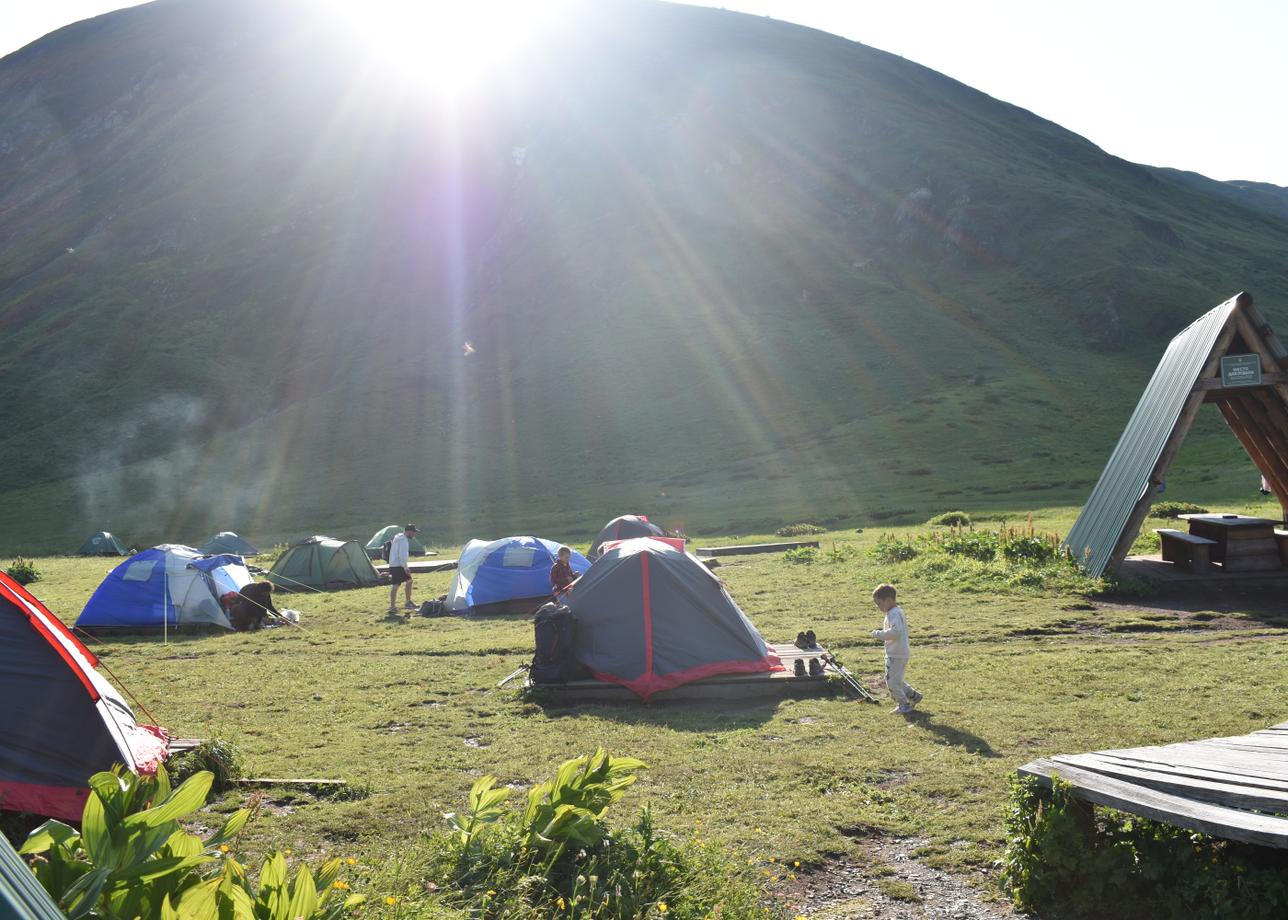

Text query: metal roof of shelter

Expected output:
[0,833,64,919]
[1065,292,1288,577]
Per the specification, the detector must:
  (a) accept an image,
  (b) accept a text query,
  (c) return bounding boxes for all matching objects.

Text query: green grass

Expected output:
[19,506,1288,915]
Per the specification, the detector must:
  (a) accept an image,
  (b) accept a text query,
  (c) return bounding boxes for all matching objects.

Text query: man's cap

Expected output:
[404,524,419,532]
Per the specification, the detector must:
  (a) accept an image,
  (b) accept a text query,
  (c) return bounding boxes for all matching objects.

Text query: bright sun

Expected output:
[326,0,571,96]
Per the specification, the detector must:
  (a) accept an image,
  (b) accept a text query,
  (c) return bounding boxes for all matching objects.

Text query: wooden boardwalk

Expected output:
[695,540,820,557]
[1121,554,1288,585]
[1020,721,1288,847]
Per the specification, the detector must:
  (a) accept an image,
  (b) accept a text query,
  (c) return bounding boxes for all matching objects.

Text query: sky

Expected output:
[3,0,1286,185]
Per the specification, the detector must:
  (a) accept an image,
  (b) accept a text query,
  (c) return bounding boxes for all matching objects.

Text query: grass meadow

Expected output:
[16,502,1288,917]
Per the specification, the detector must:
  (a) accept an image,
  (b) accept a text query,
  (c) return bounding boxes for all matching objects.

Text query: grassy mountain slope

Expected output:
[1,0,1286,552]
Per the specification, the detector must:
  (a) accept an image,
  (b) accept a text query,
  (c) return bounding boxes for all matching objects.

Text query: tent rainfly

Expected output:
[78,531,129,556]
[364,525,428,559]
[198,531,258,556]
[268,536,380,591]
[589,515,665,558]
[77,546,251,630]
[1065,292,1288,577]
[446,537,591,614]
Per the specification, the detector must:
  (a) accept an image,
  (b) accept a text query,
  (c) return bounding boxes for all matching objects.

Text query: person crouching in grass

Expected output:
[387,524,419,614]
[870,583,922,714]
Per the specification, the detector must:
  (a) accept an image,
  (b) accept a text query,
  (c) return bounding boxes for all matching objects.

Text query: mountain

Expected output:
[1,0,1286,552]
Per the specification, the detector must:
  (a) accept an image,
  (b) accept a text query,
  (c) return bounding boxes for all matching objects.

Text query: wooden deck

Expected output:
[1121,554,1288,585]
[695,540,820,557]
[1019,720,1288,847]
[526,642,834,702]
[376,559,459,574]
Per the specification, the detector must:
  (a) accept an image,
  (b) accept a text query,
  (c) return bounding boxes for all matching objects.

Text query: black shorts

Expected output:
[389,566,412,585]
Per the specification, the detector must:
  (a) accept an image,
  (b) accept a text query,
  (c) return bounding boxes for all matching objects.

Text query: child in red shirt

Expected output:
[550,546,577,601]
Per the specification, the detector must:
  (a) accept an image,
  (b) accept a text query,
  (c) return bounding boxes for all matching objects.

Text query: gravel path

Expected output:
[787,836,1015,919]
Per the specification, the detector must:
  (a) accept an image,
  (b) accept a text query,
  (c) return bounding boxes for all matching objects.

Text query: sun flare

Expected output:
[325,0,571,96]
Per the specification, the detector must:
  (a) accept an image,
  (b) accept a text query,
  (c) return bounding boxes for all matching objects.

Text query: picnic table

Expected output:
[1176,513,1283,572]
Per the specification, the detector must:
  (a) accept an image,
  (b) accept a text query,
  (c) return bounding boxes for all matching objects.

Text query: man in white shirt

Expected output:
[387,524,419,614]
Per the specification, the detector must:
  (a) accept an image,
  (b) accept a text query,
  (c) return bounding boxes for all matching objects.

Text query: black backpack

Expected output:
[531,603,586,684]
[381,540,393,562]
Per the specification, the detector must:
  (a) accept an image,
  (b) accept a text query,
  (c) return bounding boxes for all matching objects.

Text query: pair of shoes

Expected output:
[808,658,823,677]
[794,659,807,677]
[892,703,914,715]
[404,600,417,610]
[794,631,809,649]
[805,629,817,648]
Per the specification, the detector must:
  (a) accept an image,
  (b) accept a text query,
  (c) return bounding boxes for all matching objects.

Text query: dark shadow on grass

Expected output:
[1099,581,1288,628]
[531,696,782,731]
[905,711,998,757]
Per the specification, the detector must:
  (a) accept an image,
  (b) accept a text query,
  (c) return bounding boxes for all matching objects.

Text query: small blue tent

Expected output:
[77,545,251,630]
[446,537,591,614]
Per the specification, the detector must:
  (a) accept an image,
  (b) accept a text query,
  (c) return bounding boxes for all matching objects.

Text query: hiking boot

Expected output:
[892,703,914,715]
[404,600,417,610]
[794,658,807,677]
[805,629,817,648]
[908,690,923,706]
[387,607,398,615]
[795,631,809,649]
[808,658,823,677]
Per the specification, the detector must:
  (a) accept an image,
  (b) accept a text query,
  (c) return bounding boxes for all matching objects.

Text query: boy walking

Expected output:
[870,583,922,714]
[387,524,419,614]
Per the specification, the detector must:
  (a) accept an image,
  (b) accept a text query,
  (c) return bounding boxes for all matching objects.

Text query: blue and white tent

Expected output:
[76,545,251,630]
[446,537,591,614]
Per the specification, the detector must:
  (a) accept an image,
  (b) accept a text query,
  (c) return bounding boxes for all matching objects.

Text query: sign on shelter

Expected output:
[1220,353,1262,387]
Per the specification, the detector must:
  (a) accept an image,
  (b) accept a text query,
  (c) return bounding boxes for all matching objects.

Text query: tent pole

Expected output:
[163,571,169,646]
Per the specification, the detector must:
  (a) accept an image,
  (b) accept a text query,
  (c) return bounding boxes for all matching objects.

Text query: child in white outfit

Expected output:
[871,583,921,714]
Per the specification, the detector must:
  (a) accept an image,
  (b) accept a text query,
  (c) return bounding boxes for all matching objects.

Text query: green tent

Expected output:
[364,525,427,559]
[77,531,129,556]
[267,536,380,591]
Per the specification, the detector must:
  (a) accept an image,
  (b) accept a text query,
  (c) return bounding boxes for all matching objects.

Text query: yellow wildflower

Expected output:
[485,891,496,898]
[769,856,776,863]
[346,857,357,865]
[218,844,229,854]
[788,873,796,881]
[659,903,669,914]
[333,881,349,891]
[793,860,800,868]
[557,897,566,910]
[385,896,397,905]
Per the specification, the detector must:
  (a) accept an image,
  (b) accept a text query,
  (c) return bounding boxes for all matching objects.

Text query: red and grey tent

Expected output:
[588,515,666,558]
[566,538,781,699]
[0,572,168,820]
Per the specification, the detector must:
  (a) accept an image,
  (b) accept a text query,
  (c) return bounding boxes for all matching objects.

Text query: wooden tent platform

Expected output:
[526,642,833,703]
[1019,721,1288,848]
[1121,554,1288,585]
[695,540,819,557]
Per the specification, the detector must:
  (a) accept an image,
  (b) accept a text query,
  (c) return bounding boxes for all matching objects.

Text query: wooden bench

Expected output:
[1155,529,1216,573]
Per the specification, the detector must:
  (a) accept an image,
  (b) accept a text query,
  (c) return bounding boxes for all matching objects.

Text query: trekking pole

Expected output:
[820,653,879,703]
[497,664,529,688]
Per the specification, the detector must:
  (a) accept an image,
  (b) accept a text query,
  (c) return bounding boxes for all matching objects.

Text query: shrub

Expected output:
[167,737,244,792]
[824,543,858,563]
[941,530,998,561]
[927,511,971,527]
[871,535,919,563]
[1150,500,1208,519]
[776,523,826,537]
[782,546,819,564]
[1001,775,1288,919]
[1001,535,1057,564]
[425,749,775,919]
[5,556,40,585]
[20,765,362,920]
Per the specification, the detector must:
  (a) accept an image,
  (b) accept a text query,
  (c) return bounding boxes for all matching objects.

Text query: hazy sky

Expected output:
[4,0,1286,185]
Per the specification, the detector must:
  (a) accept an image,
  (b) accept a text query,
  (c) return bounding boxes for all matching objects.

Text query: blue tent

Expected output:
[77,545,252,630]
[446,537,591,614]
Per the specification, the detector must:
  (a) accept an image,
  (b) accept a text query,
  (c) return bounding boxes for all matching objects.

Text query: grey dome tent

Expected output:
[77,531,128,556]
[268,536,380,591]
[198,531,258,555]
[364,525,427,559]
[588,515,665,558]
[564,537,779,699]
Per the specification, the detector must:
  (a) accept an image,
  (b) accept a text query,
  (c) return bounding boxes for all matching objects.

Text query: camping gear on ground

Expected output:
[445,537,591,615]
[589,515,666,558]
[76,545,251,631]
[77,531,128,556]
[821,652,878,702]
[365,525,428,560]
[267,536,380,591]
[1,571,168,820]
[560,537,780,699]
[530,602,588,683]
[418,597,448,617]
[281,609,301,624]
[198,531,258,555]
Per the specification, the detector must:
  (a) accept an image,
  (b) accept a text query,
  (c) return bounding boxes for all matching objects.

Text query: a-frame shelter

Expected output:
[1065,292,1288,577]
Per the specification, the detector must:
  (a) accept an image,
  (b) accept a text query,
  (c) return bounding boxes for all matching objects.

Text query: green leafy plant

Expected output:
[824,543,858,563]
[871,534,919,563]
[1149,500,1209,519]
[776,522,826,537]
[781,546,819,564]
[166,738,244,791]
[5,556,40,585]
[926,511,971,527]
[519,750,646,852]
[20,765,363,920]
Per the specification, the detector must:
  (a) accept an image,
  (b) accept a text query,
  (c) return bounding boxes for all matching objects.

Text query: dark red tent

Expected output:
[588,515,665,559]
[0,572,168,820]
[566,538,780,699]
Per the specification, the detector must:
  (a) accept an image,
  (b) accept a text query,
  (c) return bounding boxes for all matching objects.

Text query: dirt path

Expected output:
[788,836,1014,919]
